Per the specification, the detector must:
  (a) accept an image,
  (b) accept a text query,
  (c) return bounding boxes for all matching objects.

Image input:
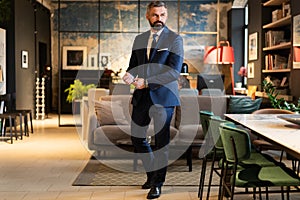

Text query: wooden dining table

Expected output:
[224,114,300,160]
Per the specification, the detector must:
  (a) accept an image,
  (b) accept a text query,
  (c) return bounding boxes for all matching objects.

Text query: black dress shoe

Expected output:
[147,186,161,199]
[141,181,151,189]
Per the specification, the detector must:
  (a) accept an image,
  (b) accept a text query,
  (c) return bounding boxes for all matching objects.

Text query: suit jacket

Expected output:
[126,26,184,107]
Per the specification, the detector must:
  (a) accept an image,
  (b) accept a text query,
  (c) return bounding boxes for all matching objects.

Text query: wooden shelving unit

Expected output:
[263,15,291,29]
[255,91,293,101]
[262,68,291,73]
[263,42,291,51]
[263,0,286,6]
[263,0,288,7]
[261,0,293,101]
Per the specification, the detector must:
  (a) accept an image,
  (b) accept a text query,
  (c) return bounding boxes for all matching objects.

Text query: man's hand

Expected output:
[122,72,135,85]
[123,72,146,89]
[132,78,145,89]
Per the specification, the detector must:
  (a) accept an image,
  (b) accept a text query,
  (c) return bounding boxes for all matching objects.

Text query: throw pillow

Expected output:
[94,100,129,125]
[228,96,262,114]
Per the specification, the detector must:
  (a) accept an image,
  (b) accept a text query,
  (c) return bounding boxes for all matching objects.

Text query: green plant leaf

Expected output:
[262,79,300,112]
[64,79,96,103]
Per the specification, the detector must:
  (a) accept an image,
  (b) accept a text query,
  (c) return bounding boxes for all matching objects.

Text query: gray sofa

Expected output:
[87,92,232,171]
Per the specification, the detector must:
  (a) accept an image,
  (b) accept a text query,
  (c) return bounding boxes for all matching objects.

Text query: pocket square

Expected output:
[157,48,168,52]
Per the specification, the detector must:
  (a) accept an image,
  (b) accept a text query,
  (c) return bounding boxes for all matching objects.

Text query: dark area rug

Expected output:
[73,157,208,186]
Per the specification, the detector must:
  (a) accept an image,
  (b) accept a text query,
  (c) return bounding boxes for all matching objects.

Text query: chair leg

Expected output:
[230,179,235,200]
[24,115,29,136]
[253,187,256,200]
[220,163,228,200]
[258,187,262,200]
[281,186,285,200]
[206,148,217,200]
[280,150,284,162]
[186,146,192,172]
[29,111,33,133]
[8,116,13,144]
[198,156,207,199]
[265,187,269,200]
[218,156,225,200]
[12,116,17,141]
[18,113,23,140]
[0,118,3,136]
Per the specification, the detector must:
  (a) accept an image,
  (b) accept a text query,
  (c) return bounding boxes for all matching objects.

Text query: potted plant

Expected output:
[64,79,96,114]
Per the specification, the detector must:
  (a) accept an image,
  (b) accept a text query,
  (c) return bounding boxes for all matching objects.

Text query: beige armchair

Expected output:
[81,88,109,144]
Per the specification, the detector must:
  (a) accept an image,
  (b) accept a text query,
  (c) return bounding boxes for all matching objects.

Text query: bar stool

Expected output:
[0,112,20,143]
[0,98,24,140]
[15,109,33,136]
[1,94,33,137]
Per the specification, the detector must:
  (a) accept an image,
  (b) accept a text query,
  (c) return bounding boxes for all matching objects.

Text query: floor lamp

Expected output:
[203,41,235,95]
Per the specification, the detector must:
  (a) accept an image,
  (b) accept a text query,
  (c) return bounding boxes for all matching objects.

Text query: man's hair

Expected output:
[147,1,167,13]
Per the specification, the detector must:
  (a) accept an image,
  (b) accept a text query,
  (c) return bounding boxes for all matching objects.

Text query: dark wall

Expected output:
[36,4,51,69]
[247,0,264,91]
[12,0,50,110]
[3,0,15,96]
[228,8,245,85]
[14,0,35,110]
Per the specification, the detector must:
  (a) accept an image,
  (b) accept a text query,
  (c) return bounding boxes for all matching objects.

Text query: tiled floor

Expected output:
[0,114,299,200]
[0,114,204,200]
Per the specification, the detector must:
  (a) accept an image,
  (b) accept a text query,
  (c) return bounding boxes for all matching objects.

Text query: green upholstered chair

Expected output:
[204,116,234,200]
[219,123,300,200]
[201,115,279,200]
[198,110,215,199]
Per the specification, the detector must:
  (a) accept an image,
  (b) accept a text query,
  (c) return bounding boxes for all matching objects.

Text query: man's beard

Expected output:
[149,20,165,31]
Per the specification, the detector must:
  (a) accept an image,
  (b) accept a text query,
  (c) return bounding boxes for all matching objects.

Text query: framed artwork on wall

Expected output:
[247,62,254,78]
[62,46,87,70]
[88,54,98,68]
[293,14,300,69]
[293,14,300,46]
[99,53,111,70]
[249,32,258,61]
[22,50,28,69]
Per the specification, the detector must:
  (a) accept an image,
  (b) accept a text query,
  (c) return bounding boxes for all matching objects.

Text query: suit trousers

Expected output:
[131,89,174,187]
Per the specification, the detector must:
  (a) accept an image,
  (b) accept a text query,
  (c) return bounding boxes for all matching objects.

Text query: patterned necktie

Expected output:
[149,33,158,59]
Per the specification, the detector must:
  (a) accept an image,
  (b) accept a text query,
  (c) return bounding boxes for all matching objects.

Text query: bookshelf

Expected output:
[262,0,292,101]
[262,15,291,29]
[262,68,291,73]
[262,41,291,51]
[263,0,288,6]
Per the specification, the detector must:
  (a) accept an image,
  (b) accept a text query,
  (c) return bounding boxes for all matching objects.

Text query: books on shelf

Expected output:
[265,30,285,47]
[272,9,283,22]
[265,54,289,70]
[282,2,291,18]
[274,54,288,69]
[280,76,288,87]
[287,53,292,69]
[270,2,290,21]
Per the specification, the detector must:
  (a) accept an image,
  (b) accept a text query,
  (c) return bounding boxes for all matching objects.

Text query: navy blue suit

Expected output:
[126,26,184,187]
